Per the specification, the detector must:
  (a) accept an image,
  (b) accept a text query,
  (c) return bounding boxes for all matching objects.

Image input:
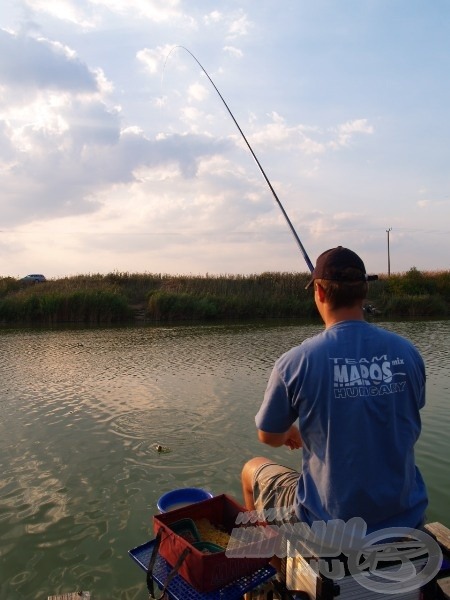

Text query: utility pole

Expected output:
[386,228,392,276]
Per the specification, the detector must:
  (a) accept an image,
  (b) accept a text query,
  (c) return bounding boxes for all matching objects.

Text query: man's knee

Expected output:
[241,457,271,485]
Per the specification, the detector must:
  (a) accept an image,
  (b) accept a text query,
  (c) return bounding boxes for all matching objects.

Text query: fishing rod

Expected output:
[164,46,314,273]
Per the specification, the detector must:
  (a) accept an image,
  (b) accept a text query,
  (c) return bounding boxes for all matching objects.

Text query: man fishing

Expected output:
[171,49,428,539]
[241,246,428,536]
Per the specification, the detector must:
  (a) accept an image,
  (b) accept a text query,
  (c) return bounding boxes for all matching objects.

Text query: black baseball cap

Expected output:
[305,246,378,289]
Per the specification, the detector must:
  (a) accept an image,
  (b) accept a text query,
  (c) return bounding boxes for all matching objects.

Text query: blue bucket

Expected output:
[157,487,213,513]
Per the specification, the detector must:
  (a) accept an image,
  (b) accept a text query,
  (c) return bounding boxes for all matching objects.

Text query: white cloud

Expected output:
[223,45,243,59]
[136,45,176,75]
[203,8,251,40]
[204,11,223,25]
[417,199,429,208]
[227,10,252,38]
[187,83,209,103]
[417,197,449,209]
[330,119,374,148]
[247,113,373,157]
[91,0,184,22]
[23,0,196,28]
[7,93,71,151]
[23,0,95,28]
[180,106,203,125]
[136,44,203,87]
[40,38,78,60]
[133,163,181,183]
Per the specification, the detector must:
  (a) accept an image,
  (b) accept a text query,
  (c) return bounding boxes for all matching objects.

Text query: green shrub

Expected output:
[383,294,448,318]
[386,267,438,296]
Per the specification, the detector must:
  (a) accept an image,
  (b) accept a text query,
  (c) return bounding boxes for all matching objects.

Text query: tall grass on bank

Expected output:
[147,272,317,320]
[1,268,449,324]
[0,286,131,324]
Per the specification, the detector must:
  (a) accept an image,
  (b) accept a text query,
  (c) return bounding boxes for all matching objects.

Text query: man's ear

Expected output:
[315,282,326,302]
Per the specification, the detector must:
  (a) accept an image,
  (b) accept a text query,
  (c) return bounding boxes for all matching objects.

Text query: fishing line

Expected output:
[162,45,314,273]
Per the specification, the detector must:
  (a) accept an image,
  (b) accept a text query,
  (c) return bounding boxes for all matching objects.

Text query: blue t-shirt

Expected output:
[255,320,428,533]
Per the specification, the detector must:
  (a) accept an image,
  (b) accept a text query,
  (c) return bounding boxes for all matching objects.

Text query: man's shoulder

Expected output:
[278,328,329,362]
[366,323,420,349]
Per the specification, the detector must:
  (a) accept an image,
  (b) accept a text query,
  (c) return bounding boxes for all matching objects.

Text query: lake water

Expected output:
[0,320,449,599]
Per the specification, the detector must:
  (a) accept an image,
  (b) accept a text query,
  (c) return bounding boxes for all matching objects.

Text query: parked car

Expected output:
[21,274,47,283]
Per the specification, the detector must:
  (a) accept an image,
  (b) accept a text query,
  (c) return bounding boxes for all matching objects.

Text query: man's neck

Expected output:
[322,306,365,329]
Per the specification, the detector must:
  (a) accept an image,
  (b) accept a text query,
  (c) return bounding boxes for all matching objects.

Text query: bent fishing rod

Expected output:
[165,46,314,273]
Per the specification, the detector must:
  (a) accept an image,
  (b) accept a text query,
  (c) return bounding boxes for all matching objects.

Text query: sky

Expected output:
[0,0,449,279]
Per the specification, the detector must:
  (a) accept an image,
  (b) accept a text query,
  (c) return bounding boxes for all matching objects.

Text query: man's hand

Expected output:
[257,423,302,449]
[284,424,302,449]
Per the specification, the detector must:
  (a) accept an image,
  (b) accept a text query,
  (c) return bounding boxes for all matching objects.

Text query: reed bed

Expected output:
[0,279,131,324]
[0,268,449,324]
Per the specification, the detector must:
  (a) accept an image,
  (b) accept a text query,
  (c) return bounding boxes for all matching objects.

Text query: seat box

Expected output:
[153,493,277,592]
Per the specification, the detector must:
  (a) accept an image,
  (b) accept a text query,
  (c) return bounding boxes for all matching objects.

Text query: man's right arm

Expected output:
[257,423,302,449]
